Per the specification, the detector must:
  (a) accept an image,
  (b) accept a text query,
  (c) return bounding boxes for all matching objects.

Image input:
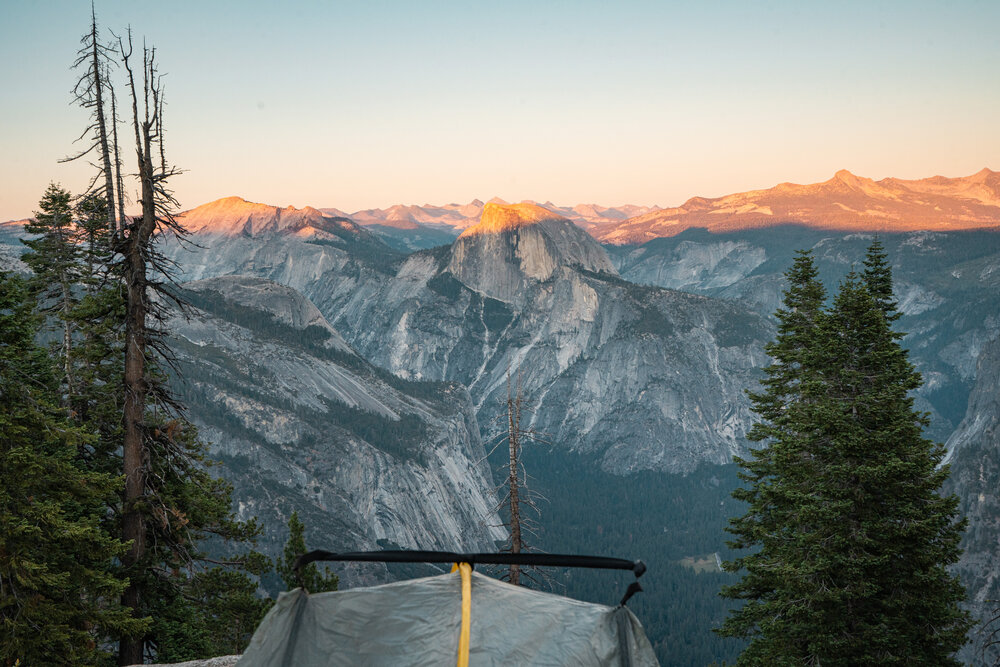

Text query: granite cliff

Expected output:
[166,276,505,585]
[163,201,772,474]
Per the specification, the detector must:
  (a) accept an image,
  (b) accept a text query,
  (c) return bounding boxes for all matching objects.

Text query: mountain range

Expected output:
[3,168,1000,664]
[165,199,772,475]
[594,168,1000,244]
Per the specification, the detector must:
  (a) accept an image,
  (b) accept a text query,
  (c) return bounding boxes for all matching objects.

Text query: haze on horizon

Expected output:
[2,0,999,221]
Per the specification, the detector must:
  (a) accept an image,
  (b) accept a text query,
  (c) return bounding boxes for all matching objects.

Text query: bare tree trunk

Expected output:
[117,36,156,667]
[61,273,74,401]
[111,84,127,235]
[89,4,117,234]
[65,3,118,233]
[507,374,523,586]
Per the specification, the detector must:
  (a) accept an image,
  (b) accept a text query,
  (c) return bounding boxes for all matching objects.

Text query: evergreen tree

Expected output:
[277,512,339,593]
[22,183,81,403]
[0,271,141,665]
[861,236,900,323]
[719,250,828,662]
[719,246,971,665]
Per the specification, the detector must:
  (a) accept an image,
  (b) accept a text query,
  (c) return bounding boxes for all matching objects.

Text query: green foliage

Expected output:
[719,247,971,665]
[0,271,142,665]
[146,549,273,662]
[22,183,79,308]
[277,512,339,593]
[14,179,273,661]
[427,270,466,299]
[508,444,745,666]
[117,409,274,661]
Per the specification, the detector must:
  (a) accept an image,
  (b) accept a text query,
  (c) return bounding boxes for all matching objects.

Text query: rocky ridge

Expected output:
[178,196,363,239]
[339,198,661,234]
[597,168,1000,244]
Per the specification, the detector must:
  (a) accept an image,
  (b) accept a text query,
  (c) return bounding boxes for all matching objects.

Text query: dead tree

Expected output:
[494,368,546,586]
[62,2,119,234]
[116,31,185,666]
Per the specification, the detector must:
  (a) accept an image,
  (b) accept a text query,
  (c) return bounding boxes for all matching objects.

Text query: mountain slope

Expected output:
[597,168,1000,244]
[447,202,618,305]
[943,338,1000,665]
[609,227,1000,445]
[170,202,771,474]
[167,276,505,585]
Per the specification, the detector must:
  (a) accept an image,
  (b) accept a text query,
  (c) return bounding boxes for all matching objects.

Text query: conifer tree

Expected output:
[22,183,81,403]
[0,271,142,664]
[720,245,970,665]
[277,512,339,593]
[861,236,900,323]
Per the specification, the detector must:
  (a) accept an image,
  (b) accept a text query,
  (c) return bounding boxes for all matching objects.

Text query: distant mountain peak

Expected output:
[447,203,616,305]
[832,168,859,184]
[459,202,566,238]
[178,196,361,238]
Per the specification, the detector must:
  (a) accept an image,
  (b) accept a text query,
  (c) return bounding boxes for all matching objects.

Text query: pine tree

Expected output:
[861,236,900,323]
[22,183,81,403]
[277,512,339,593]
[719,245,971,665]
[0,270,142,665]
[719,250,829,661]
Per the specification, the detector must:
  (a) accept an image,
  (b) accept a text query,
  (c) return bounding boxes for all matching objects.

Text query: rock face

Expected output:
[943,338,1000,665]
[609,227,1000,445]
[163,201,772,474]
[596,168,1000,244]
[446,203,618,305]
[129,657,238,667]
[0,220,28,274]
[167,276,505,585]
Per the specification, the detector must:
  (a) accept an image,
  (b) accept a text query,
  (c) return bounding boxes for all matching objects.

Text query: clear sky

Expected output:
[2,0,999,220]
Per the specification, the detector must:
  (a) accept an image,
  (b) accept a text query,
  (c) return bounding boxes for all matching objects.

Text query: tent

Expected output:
[237,551,659,666]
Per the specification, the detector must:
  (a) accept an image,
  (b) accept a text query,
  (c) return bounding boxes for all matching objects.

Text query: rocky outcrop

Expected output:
[129,657,239,667]
[446,202,617,305]
[943,338,1000,665]
[168,277,505,585]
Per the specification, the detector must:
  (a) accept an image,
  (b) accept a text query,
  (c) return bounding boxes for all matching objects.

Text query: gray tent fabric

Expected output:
[238,570,659,666]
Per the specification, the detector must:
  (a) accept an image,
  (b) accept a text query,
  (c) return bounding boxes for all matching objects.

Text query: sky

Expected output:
[2,0,999,220]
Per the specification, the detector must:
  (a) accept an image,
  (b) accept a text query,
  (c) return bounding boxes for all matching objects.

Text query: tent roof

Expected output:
[238,569,658,666]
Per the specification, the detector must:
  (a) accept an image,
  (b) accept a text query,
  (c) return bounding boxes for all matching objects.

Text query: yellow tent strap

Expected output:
[451,562,472,667]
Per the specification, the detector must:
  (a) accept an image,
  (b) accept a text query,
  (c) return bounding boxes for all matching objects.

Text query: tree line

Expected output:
[0,10,335,666]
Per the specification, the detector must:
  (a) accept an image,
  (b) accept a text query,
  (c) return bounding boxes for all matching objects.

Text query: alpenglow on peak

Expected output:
[458,202,567,238]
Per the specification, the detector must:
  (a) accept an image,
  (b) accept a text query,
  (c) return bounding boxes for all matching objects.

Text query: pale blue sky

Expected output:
[2,0,998,219]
